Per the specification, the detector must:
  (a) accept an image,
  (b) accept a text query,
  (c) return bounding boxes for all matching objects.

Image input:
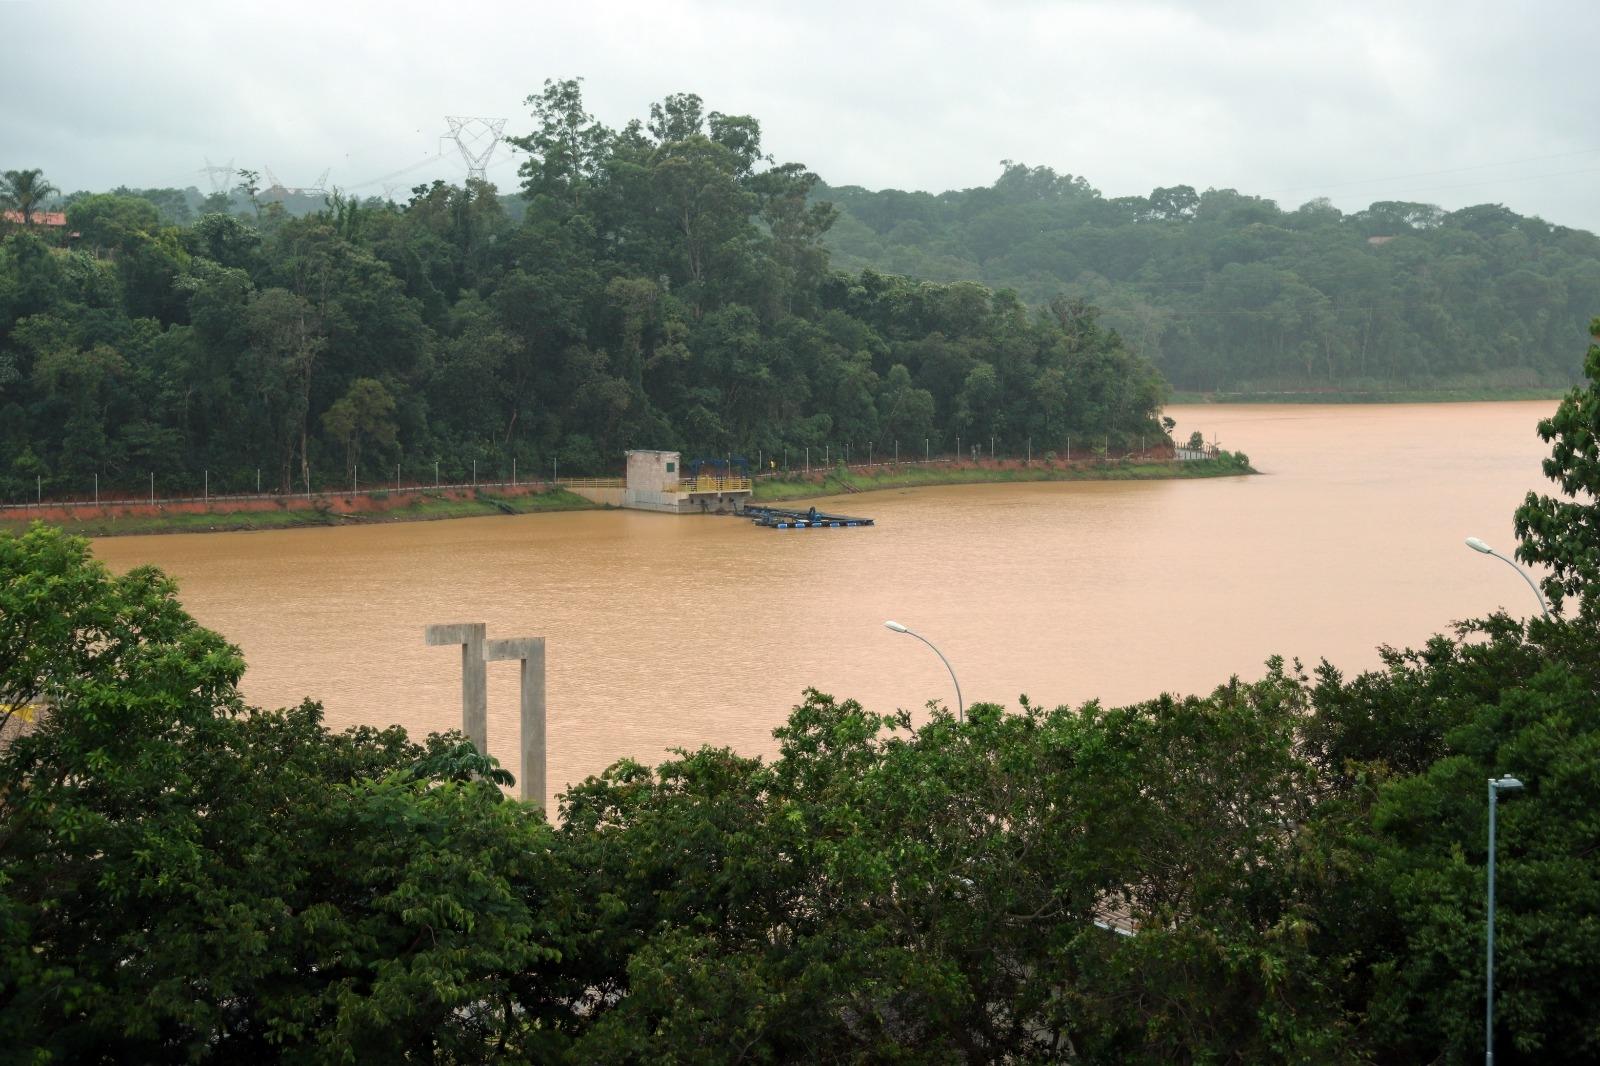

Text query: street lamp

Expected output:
[884,620,963,722]
[1465,537,1551,621]
[1486,775,1524,1066]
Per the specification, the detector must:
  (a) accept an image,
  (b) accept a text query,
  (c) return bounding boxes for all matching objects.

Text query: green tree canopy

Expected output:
[1515,317,1600,619]
[0,168,59,226]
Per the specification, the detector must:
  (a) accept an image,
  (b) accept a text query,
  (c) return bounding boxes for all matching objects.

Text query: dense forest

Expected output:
[0,84,1168,502]
[822,164,1600,392]
[3,349,1598,1061]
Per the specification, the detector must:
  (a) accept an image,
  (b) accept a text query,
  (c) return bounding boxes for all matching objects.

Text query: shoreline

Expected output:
[1169,387,1568,405]
[0,486,600,538]
[751,456,1254,503]
[4,457,1254,538]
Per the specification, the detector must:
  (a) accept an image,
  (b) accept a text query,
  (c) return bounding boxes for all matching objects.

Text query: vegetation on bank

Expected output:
[0,81,1169,508]
[752,452,1254,502]
[821,165,1600,395]
[1,326,1596,1061]
[0,487,596,538]
[0,452,1255,538]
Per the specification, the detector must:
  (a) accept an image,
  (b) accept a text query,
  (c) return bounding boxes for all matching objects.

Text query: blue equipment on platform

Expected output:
[742,504,873,529]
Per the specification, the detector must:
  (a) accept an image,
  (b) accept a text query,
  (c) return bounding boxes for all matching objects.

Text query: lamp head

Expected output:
[1466,536,1494,554]
[883,620,909,634]
[1492,776,1524,791]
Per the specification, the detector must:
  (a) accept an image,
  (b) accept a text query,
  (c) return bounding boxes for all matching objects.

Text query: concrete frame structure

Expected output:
[485,637,547,810]
[425,623,549,812]
[424,623,487,752]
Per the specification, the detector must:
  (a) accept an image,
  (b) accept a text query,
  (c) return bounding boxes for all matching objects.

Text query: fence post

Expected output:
[94,473,98,506]
[204,469,208,502]
[149,472,154,505]
[512,458,516,487]
[256,468,261,493]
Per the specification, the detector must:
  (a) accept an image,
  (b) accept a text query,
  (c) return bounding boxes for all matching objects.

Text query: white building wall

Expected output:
[624,450,685,512]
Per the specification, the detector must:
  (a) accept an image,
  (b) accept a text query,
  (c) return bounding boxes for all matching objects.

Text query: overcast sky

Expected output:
[5,0,1598,229]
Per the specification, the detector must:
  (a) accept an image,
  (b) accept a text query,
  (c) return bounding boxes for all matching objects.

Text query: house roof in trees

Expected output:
[2,210,68,226]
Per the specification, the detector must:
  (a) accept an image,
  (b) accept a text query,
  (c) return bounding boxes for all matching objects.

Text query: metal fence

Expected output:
[0,475,617,514]
[4,441,1197,513]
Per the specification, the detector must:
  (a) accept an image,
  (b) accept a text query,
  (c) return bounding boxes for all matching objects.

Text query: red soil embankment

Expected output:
[2,482,558,526]
[776,449,1178,488]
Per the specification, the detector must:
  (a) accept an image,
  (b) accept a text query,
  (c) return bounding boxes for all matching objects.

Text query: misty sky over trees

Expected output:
[4,0,1599,230]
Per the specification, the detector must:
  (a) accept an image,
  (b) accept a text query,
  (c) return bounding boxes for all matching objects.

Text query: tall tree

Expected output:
[510,77,612,210]
[321,376,397,478]
[245,287,324,491]
[1515,317,1600,619]
[0,169,59,227]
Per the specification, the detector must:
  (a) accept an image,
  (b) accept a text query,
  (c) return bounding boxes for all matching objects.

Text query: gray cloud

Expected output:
[4,0,1597,229]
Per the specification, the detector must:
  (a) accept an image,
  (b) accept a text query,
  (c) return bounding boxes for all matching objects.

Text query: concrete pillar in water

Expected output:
[484,637,546,810]
[423,622,487,753]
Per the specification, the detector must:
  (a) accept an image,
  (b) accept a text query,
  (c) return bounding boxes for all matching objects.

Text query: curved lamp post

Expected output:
[1466,537,1551,621]
[884,620,963,722]
[1486,775,1524,1065]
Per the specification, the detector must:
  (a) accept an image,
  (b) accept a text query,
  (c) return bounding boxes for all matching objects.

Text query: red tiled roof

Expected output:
[2,210,68,226]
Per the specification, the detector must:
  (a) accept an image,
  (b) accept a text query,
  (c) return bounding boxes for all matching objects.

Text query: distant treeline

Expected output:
[821,164,1600,392]
[0,87,1167,501]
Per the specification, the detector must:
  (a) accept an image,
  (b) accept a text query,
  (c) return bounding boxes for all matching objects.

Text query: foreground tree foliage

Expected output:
[0,527,565,1062]
[1515,317,1600,620]
[2,520,1595,1063]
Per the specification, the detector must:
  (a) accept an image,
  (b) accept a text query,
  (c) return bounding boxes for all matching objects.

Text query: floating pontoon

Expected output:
[743,504,874,529]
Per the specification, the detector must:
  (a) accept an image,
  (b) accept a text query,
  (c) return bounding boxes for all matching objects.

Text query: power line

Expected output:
[344,150,447,191]
[1358,165,1600,199]
[1266,147,1600,197]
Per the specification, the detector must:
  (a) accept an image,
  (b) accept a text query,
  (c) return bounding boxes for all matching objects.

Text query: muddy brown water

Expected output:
[93,402,1558,809]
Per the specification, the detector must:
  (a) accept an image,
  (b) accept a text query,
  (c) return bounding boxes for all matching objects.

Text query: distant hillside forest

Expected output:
[821,165,1600,392]
[0,89,1168,502]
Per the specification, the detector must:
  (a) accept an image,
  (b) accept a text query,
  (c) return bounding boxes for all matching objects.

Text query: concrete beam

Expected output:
[484,637,546,811]
[424,622,487,753]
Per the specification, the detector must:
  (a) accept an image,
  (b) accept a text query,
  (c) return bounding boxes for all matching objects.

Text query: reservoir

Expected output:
[93,401,1558,808]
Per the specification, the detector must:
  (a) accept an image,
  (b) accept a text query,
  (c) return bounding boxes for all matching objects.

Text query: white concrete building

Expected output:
[623,450,751,513]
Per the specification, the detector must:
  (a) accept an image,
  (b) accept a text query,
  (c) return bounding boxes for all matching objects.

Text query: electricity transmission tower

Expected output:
[444,117,507,182]
[262,166,332,198]
[199,157,235,195]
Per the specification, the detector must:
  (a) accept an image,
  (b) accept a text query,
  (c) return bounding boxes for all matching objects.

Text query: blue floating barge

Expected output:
[743,504,874,529]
